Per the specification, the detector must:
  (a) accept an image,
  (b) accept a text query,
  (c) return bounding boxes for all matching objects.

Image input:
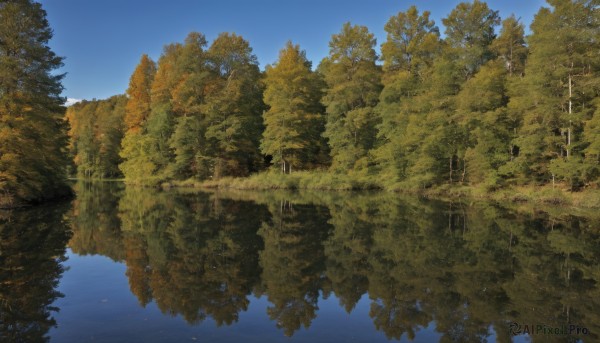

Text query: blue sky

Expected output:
[39,0,547,102]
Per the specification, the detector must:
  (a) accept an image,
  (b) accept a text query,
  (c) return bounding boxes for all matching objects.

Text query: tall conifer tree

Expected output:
[261,42,326,173]
[375,6,440,182]
[0,0,70,206]
[203,33,265,177]
[320,23,382,173]
[509,0,600,186]
[120,55,157,184]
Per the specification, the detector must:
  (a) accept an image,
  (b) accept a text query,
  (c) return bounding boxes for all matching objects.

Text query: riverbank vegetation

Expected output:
[64,0,600,205]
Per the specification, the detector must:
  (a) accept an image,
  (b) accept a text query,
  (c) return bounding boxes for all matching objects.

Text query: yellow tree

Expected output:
[124,54,156,132]
[261,41,326,173]
[119,55,158,183]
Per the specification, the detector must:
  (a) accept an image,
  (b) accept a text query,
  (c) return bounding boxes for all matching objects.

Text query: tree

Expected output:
[120,55,157,183]
[508,0,600,186]
[124,55,156,132]
[442,0,500,79]
[380,5,440,76]
[583,102,600,182]
[457,60,510,187]
[66,96,127,179]
[491,15,527,77]
[375,6,440,182]
[0,0,70,206]
[165,32,210,180]
[203,33,265,177]
[320,23,382,173]
[261,41,326,173]
[402,1,501,187]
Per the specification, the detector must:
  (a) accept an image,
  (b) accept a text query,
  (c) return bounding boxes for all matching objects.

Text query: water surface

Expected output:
[1,182,599,342]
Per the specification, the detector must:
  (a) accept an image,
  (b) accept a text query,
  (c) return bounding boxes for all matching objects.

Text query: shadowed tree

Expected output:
[0,0,70,207]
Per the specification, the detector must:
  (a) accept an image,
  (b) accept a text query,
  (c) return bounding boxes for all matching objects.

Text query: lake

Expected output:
[1,181,599,342]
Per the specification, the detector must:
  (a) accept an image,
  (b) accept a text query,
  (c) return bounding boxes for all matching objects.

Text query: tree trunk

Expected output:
[461,158,466,184]
[567,74,572,158]
[449,156,453,184]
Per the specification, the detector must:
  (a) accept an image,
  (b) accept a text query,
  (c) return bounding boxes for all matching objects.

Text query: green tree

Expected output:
[583,101,600,182]
[0,0,70,206]
[66,96,127,179]
[66,100,98,178]
[405,56,463,186]
[203,33,265,177]
[380,5,439,76]
[375,6,440,182]
[261,41,326,174]
[122,33,209,184]
[457,60,510,187]
[508,0,600,187]
[320,23,383,173]
[491,15,528,77]
[165,33,210,180]
[403,1,501,187]
[95,96,127,178]
[442,0,500,79]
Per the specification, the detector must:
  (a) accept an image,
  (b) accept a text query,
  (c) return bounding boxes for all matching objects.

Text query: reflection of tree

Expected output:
[502,215,600,342]
[0,204,71,343]
[324,197,373,313]
[68,182,600,342]
[258,201,331,337]
[69,181,124,261]
[366,198,450,341]
[116,186,267,325]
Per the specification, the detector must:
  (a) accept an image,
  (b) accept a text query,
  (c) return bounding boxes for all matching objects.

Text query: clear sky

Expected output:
[39,0,547,102]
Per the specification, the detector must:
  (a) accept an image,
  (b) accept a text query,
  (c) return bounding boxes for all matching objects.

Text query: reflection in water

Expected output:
[0,204,71,343]
[66,182,600,342]
[259,201,331,336]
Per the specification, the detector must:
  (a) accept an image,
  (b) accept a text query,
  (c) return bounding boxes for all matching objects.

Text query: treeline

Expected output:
[67,0,600,191]
[65,95,127,178]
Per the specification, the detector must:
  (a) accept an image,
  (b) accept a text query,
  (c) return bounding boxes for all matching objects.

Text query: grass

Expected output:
[171,171,382,191]
[164,171,600,209]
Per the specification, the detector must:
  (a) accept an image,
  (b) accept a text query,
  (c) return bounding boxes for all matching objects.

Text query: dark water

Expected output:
[1,182,600,342]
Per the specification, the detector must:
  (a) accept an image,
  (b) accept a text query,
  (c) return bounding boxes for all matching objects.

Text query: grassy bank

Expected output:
[169,171,382,191]
[165,171,600,209]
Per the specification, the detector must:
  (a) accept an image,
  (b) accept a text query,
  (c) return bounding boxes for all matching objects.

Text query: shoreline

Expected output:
[160,171,600,210]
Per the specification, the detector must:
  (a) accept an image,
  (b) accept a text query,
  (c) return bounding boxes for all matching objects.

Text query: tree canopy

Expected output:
[54,0,600,193]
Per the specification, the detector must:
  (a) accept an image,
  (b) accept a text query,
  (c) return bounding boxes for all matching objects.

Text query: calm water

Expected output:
[1,182,599,342]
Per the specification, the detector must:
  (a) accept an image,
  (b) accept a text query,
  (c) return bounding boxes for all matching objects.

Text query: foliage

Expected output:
[261,41,327,173]
[66,95,127,178]
[58,1,600,194]
[319,23,383,173]
[0,0,71,206]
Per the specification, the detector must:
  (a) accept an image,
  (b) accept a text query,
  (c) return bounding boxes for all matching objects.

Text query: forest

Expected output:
[66,0,600,195]
[3,0,600,207]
